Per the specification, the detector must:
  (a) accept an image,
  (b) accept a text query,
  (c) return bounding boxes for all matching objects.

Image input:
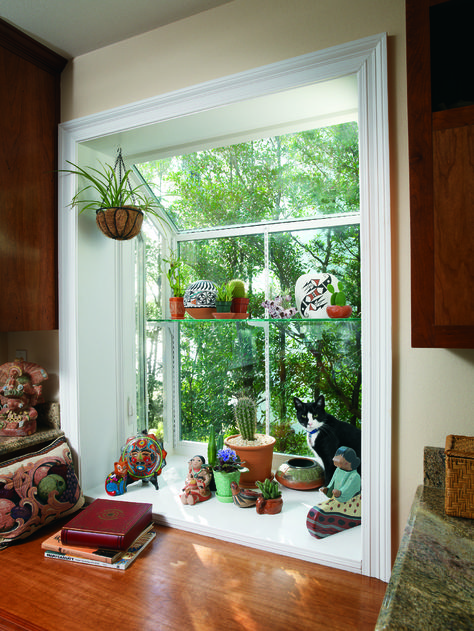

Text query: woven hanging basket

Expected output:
[96,206,143,240]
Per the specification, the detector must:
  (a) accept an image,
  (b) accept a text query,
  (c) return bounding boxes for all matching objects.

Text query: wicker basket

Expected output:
[444,434,474,519]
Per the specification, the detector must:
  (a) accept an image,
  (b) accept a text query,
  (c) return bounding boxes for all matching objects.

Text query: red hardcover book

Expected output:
[61,499,153,550]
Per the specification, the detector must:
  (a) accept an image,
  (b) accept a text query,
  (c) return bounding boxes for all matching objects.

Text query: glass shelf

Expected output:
[149,317,360,324]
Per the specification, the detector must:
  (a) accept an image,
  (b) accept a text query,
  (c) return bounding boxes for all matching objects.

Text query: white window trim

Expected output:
[58,33,391,581]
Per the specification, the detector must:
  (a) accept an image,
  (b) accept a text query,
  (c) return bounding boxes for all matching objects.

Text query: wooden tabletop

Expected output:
[0,520,386,631]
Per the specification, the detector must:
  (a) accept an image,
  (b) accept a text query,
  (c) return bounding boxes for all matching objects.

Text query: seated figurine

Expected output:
[180,455,212,505]
[306,446,361,539]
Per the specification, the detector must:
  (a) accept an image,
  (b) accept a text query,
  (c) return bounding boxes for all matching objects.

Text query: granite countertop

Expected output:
[376,448,474,630]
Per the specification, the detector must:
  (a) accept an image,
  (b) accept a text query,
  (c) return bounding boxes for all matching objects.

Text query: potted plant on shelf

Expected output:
[163,251,186,319]
[255,478,283,515]
[224,396,276,488]
[228,279,250,316]
[214,281,233,318]
[326,281,353,319]
[212,447,247,503]
[61,151,160,241]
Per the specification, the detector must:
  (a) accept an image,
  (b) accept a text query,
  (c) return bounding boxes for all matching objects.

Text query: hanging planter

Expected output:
[96,206,144,241]
[61,148,161,241]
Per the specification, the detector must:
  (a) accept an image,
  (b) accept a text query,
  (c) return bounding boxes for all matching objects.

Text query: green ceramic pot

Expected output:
[213,469,241,503]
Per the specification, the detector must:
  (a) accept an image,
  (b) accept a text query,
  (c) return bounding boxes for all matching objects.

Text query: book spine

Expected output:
[44,551,120,569]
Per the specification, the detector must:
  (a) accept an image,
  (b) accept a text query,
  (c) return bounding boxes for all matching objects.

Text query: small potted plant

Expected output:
[326,281,353,319]
[228,279,250,316]
[255,478,283,514]
[61,151,160,240]
[212,447,247,503]
[261,294,298,319]
[214,281,233,318]
[224,395,276,488]
[163,251,185,319]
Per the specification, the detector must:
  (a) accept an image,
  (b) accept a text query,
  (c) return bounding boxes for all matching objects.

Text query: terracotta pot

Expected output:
[256,495,283,515]
[169,297,185,319]
[224,434,275,488]
[326,305,353,319]
[231,297,250,313]
[96,206,143,240]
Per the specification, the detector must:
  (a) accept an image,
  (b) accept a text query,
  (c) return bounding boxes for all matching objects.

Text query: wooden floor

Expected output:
[0,522,387,631]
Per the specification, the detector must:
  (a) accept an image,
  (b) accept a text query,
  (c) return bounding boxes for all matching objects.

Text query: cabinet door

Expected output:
[0,23,65,332]
[407,0,474,347]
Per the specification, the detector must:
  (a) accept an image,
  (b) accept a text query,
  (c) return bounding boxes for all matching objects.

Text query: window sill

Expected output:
[85,455,362,574]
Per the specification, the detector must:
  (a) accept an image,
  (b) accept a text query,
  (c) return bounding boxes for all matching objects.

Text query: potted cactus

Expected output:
[228,279,250,315]
[255,478,283,514]
[224,396,276,488]
[326,281,353,319]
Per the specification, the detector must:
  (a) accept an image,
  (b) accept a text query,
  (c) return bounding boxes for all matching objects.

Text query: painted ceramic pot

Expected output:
[184,280,217,319]
[275,457,324,490]
[295,272,339,319]
[213,469,242,503]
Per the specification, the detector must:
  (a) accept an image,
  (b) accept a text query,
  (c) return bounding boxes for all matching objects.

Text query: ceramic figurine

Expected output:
[306,446,361,539]
[180,455,213,505]
[105,431,167,496]
[230,481,260,508]
[295,272,340,318]
[0,359,48,436]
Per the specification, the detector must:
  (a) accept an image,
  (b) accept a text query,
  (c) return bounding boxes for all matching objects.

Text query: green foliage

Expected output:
[61,160,159,216]
[163,250,185,297]
[216,281,233,302]
[256,478,281,499]
[234,396,257,441]
[327,281,347,306]
[228,279,247,298]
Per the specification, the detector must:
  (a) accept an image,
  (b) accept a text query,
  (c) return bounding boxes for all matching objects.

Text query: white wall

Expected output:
[59,0,474,556]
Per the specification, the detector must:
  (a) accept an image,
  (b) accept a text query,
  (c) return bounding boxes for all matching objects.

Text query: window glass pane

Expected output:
[135,122,359,231]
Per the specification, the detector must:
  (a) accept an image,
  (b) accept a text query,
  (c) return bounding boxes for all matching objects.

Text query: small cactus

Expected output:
[234,396,257,441]
[327,281,347,306]
[256,478,281,499]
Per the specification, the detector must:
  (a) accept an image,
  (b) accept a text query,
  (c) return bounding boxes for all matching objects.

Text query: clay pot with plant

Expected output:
[163,251,185,319]
[60,150,161,241]
[228,279,250,315]
[224,396,275,488]
[326,281,353,319]
[255,478,283,514]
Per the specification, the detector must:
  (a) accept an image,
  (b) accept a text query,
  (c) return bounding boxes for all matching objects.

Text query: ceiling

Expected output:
[0,0,233,58]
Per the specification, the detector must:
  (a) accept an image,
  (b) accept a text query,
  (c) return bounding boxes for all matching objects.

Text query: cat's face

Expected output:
[293,396,326,432]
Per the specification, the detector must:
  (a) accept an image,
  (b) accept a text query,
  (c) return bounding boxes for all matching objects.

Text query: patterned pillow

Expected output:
[0,436,84,548]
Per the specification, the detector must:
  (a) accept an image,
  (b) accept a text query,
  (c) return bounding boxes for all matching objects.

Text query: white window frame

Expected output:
[58,33,391,581]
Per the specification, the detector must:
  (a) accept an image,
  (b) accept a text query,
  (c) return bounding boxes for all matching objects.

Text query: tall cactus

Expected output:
[234,396,257,441]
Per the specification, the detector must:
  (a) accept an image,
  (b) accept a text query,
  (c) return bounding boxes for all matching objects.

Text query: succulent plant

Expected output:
[256,478,281,499]
[327,281,347,306]
[234,396,257,441]
[228,279,247,298]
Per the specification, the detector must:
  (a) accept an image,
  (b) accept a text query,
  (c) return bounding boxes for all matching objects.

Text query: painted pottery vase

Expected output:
[184,280,217,319]
[275,457,324,491]
[256,495,283,515]
[295,272,340,319]
[213,469,242,503]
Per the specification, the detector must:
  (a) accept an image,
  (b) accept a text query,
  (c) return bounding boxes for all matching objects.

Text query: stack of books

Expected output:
[42,498,155,570]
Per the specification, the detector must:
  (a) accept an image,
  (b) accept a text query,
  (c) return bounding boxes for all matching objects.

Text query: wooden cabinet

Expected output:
[0,20,67,332]
[406,0,474,348]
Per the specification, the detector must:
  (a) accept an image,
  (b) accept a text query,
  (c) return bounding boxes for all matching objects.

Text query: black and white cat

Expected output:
[293,394,361,484]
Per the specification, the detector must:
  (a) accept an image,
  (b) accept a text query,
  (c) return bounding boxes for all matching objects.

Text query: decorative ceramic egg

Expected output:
[295,272,340,319]
[184,280,217,318]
